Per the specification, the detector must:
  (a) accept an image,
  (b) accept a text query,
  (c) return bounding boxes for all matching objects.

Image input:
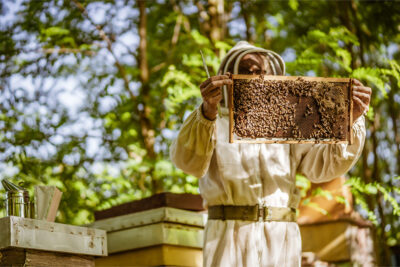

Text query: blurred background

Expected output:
[0,0,399,265]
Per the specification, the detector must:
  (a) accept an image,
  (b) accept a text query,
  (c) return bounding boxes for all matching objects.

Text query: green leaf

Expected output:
[307,202,328,215]
[335,196,350,210]
[41,27,70,37]
[288,0,298,11]
[366,106,374,121]
[352,67,387,97]
[312,187,333,200]
[191,30,210,46]
[365,183,378,195]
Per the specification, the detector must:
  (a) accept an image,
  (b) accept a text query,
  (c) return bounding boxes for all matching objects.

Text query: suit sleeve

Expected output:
[292,116,366,183]
[169,105,216,178]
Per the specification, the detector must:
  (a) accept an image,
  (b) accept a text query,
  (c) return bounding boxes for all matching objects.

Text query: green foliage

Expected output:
[311,187,333,200]
[40,26,76,47]
[335,195,350,211]
[286,27,359,75]
[288,0,298,11]
[295,174,311,198]
[162,65,200,113]
[305,202,328,216]
[352,67,387,97]
[346,177,400,224]
[296,175,336,217]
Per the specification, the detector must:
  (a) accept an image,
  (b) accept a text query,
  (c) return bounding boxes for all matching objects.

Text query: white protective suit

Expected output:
[170,42,366,267]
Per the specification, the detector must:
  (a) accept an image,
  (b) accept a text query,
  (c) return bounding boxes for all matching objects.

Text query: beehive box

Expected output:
[0,216,107,266]
[90,207,206,267]
[229,75,353,144]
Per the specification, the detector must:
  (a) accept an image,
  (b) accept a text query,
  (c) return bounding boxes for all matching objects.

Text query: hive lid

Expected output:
[90,207,206,232]
[0,216,107,256]
[94,192,204,221]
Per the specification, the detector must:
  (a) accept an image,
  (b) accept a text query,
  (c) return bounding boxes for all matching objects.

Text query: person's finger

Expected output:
[201,81,226,98]
[203,91,223,106]
[201,79,232,95]
[352,79,363,86]
[353,95,368,111]
[202,88,222,100]
[208,94,223,105]
[200,75,231,89]
[353,91,371,103]
[353,85,372,95]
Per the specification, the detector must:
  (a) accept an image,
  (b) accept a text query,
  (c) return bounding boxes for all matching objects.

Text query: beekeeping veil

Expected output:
[217,41,286,115]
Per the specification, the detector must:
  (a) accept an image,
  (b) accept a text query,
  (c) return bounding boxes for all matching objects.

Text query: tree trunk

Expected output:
[335,1,356,69]
[370,112,392,266]
[138,0,159,194]
[208,0,224,42]
[240,0,253,43]
[387,78,400,174]
[349,0,366,66]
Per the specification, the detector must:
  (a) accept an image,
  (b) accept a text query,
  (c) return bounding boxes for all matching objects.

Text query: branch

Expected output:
[171,14,182,46]
[150,62,166,73]
[240,0,253,43]
[41,47,97,55]
[71,0,136,101]
[138,0,149,84]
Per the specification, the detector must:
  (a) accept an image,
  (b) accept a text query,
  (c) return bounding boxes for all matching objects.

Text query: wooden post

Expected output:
[349,78,354,145]
[228,83,234,143]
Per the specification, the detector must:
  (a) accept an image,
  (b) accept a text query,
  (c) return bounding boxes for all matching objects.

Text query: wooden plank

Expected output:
[0,248,26,266]
[228,82,234,143]
[349,79,354,145]
[0,218,11,250]
[0,248,94,267]
[229,75,353,144]
[94,193,204,221]
[300,222,351,262]
[89,207,206,232]
[104,222,203,254]
[230,139,349,144]
[0,216,107,256]
[232,74,351,83]
[25,249,94,267]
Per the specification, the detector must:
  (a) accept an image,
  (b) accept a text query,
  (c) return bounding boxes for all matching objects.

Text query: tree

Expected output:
[0,0,399,264]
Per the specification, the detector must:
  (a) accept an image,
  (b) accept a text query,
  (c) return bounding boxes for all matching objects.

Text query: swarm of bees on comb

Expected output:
[232,77,350,143]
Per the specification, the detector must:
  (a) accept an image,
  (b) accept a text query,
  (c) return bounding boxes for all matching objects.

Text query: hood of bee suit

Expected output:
[217,41,286,116]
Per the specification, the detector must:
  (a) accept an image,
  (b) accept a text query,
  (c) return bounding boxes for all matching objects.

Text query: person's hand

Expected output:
[200,74,232,120]
[352,79,372,122]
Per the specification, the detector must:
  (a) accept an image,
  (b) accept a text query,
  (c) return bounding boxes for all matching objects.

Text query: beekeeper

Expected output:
[170,41,371,267]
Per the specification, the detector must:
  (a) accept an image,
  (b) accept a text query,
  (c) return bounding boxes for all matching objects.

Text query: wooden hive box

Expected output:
[229,75,353,144]
[91,193,206,267]
[0,216,107,267]
[91,207,206,267]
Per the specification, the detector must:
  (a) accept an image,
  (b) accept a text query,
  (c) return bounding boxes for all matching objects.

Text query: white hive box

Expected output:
[90,207,207,267]
[0,216,107,266]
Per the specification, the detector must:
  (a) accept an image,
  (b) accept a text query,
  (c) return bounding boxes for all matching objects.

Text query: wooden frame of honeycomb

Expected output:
[228,75,353,144]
